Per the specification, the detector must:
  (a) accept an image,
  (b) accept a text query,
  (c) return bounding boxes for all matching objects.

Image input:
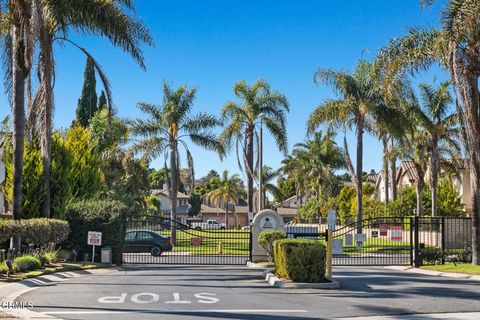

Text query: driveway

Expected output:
[13,265,480,319]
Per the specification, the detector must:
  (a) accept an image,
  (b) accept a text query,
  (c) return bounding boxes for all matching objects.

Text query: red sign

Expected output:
[191,238,203,245]
[379,224,388,237]
[390,226,403,241]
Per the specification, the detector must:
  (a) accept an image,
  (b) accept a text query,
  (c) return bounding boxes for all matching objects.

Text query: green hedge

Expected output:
[258,230,287,261]
[0,218,70,246]
[274,239,326,283]
[66,199,126,264]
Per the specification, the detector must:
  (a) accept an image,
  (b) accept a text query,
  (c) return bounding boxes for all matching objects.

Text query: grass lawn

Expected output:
[161,229,250,255]
[331,236,410,255]
[0,261,110,282]
[420,263,480,275]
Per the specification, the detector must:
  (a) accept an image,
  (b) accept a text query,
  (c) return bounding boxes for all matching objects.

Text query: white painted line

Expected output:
[337,312,480,320]
[43,309,308,315]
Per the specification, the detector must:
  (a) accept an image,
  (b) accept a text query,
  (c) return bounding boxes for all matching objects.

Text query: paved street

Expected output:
[11,265,480,319]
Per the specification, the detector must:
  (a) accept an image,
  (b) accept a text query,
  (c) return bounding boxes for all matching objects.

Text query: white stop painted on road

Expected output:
[131,293,160,304]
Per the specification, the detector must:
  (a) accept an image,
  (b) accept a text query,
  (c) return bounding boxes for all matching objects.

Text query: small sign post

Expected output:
[87,231,102,263]
[326,210,336,278]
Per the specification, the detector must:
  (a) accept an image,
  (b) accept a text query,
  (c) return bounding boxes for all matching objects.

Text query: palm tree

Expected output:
[205,170,246,227]
[307,60,400,232]
[412,81,460,216]
[219,80,289,217]
[32,0,152,218]
[379,0,480,265]
[131,83,221,243]
[257,166,281,209]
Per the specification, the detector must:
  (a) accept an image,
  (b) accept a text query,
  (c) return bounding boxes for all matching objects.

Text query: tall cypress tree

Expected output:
[75,57,98,126]
[98,90,107,111]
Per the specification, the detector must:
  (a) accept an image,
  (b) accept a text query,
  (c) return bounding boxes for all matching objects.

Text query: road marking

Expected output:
[194,293,219,304]
[165,292,191,304]
[43,309,308,315]
[131,293,160,304]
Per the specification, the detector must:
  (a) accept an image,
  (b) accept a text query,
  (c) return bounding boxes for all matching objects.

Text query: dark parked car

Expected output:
[124,230,173,256]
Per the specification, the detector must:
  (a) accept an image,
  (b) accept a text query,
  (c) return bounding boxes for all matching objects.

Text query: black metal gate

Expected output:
[332,217,412,266]
[123,216,251,265]
[331,216,472,266]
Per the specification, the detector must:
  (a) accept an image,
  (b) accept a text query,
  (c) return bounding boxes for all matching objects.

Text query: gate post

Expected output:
[413,216,420,268]
[441,216,445,265]
[409,217,414,266]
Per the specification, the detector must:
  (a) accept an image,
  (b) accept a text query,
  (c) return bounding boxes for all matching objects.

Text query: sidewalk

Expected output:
[385,265,480,281]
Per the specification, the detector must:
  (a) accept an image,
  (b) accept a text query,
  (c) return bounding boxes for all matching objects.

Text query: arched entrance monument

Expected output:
[251,209,285,262]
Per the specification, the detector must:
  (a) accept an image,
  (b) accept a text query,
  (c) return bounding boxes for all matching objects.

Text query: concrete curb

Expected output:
[264,272,340,289]
[0,267,118,319]
[246,261,274,269]
[385,265,480,281]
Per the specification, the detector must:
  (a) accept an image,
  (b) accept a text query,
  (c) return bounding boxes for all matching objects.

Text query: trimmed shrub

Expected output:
[43,252,57,263]
[66,199,127,264]
[0,218,69,246]
[422,246,444,264]
[258,230,287,261]
[14,255,41,272]
[274,239,326,283]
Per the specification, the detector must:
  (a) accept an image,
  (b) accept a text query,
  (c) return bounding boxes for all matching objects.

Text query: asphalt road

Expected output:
[14,265,480,320]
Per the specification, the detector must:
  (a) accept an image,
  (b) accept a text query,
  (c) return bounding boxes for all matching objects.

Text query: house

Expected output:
[274,195,305,222]
[375,170,395,202]
[200,196,250,227]
[151,185,190,225]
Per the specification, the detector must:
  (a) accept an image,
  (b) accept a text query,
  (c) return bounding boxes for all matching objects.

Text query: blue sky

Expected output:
[0,0,447,180]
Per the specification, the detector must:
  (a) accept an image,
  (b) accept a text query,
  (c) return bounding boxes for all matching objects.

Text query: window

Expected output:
[136,231,154,240]
[125,232,136,240]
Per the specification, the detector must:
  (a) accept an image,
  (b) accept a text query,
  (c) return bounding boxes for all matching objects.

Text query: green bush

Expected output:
[0,218,69,246]
[43,252,57,263]
[14,255,41,272]
[258,230,287,261]
[66,199,127,264]
[422,246,444,264]
[274,239,326,283]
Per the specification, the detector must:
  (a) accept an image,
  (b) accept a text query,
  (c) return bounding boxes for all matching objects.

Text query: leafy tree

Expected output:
[438,178,464,217]
[98,91,107,111]
[275,175,296,203]
[89,109,128,152]
[64,125,102,200]
[50,133,73,219]
[75,57,98,127]
[205,170,246,227]
[337,185,356,223]
[4,139,44,218]
[145,194,162,216]
[195,177,222,196]
[299,197,336,221]
[131,83,221,243]
[149,168,169,189]
[219,80,289,215]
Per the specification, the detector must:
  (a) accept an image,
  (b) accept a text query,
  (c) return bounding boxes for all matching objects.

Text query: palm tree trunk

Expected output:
[246,125,254,216]
[471,158,480,265]
[170,141,178,245]
[415,180,424,217]
[430,146,439,217]
[356,120,364,234]
[11,24,27,254]
[382,136,389,205]
[390,151,397,201]
[39,34,53,218]
[225,200,229,228]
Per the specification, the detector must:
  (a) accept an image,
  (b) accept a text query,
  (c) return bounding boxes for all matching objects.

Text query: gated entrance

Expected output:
[123,216,251,265]
[332,217,411,266]
[286,216,472,266]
